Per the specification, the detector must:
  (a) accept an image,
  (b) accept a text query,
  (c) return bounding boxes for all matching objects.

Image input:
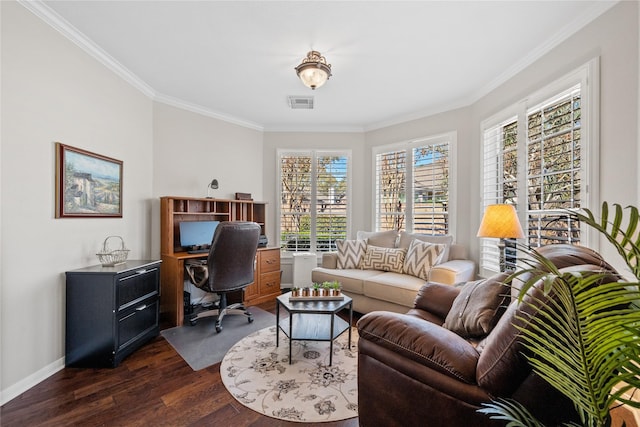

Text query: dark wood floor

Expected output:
[0,300,359,427]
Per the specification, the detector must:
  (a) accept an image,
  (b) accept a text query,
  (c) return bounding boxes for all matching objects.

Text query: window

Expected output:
[278,150,350,253]
[374,133,455,235]
[479,60,599,277]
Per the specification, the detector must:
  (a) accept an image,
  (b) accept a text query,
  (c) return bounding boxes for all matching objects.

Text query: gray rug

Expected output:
[161,306,276,370]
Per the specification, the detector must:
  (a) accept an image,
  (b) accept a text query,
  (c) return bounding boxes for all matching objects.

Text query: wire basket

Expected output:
[96,236,130,266]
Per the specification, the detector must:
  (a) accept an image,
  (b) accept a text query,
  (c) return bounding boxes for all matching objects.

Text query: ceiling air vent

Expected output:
[288,96,314,109]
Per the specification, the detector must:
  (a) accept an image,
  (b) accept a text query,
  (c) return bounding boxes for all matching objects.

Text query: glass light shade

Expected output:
[297,66,329,89]
[477,204,525,239]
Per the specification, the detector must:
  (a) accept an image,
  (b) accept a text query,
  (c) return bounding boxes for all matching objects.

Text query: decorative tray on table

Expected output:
[288,293,344,302]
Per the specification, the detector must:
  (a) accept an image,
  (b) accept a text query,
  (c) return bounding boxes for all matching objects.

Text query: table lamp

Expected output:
[477,204,525,272]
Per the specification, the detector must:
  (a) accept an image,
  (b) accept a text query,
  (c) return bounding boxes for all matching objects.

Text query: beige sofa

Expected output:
[311,230,476,314]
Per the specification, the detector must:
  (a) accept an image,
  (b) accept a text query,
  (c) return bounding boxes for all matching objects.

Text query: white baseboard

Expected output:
[1,357,65,406]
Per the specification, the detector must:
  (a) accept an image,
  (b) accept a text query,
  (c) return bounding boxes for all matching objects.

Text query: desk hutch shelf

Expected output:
[160,196,279,327]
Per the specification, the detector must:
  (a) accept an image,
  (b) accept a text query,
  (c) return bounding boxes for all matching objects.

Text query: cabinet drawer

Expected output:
[259,271,281,295]
[117,267,160,311]
[259,250,280,273]
[117,299,158,351]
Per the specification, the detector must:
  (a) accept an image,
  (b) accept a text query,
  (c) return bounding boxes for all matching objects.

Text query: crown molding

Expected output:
[468,0,619,105]
[18,0,619,135]
[19,0,157,99]
[153,94,264,132]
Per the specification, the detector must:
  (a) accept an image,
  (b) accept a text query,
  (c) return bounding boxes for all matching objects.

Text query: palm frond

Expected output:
[513,267,640,427]
[573,203,640,279]
[478,398,547,427]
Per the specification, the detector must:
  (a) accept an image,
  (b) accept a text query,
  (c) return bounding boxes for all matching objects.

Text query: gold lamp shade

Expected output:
[477,204,525,239]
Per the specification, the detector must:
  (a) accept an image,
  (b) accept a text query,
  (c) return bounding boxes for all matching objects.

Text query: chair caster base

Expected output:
[248,316,254,323]
[215,324,222,333]
[189,318,198,326]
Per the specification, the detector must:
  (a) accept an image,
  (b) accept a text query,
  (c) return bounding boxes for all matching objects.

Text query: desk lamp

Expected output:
[206,179,219,198]
[477,204,525,272]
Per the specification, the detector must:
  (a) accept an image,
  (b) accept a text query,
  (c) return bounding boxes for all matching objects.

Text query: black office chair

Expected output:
[184,221,260,333]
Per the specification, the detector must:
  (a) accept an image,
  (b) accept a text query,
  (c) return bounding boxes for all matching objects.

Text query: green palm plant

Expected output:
[479,202,640,427]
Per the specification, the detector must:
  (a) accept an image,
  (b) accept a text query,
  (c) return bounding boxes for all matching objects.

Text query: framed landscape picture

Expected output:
[55,143,123,218]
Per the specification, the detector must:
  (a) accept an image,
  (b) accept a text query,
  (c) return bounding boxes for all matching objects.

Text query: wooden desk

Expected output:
[160,247,281,327]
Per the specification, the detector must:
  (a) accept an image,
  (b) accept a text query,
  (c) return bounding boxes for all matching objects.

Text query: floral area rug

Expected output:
[220,325,359,423]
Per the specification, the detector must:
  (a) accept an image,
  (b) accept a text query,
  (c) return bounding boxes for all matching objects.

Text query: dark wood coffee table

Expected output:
[276,292,353,366]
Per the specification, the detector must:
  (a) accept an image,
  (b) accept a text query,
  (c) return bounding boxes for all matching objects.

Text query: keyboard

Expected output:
[187,248,209,254]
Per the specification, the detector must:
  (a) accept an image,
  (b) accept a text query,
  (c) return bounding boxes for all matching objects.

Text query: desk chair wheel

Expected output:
[215,325,223,333]
[189,318,198,326]
[248,316,254,323]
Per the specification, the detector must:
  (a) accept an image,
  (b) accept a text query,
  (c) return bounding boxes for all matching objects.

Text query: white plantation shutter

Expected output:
[278,150,350,253]
[375,149,406,231]
[374,133,454,235]
[279,153,312,252]
[479,59,598,276]
[480,117,518,276]
[316,154,348,251]
[526,85,582,247]
[413,143,449,234]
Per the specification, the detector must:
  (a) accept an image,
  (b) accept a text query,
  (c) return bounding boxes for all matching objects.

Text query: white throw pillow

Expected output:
[356,230,399,248]
[336,239,368,269]
[361,245,407,273]
[403,239,445,281]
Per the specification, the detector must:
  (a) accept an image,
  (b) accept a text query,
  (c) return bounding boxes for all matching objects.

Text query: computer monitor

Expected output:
[179,221,219,251]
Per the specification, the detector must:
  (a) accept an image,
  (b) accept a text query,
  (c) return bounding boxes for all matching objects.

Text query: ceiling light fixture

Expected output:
[295,50,332,90]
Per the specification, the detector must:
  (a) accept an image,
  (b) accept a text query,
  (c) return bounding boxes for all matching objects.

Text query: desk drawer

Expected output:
[259,271,281,296]
[259,249,280,273]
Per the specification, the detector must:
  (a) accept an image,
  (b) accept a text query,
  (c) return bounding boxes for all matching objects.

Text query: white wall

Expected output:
[1,2,154,402]
[469,0,638,272]
[151,102,264,257]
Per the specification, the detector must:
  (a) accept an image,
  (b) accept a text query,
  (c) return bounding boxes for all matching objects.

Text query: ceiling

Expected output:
[31,1,617,132]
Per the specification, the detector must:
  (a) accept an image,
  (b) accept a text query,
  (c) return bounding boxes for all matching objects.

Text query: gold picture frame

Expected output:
[55,143,123,218]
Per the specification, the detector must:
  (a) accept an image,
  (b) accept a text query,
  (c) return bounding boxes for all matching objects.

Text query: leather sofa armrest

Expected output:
[429,259,476,285]
[357,311,479,384]
[321,252,338,269]
[413,282,460,319]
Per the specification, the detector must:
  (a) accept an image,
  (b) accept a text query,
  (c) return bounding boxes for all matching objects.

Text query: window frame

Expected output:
[276,149,352,256]
[372,131,457,237]
[479,58,600,277]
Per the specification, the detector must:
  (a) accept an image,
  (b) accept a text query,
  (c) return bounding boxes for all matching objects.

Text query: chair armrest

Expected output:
[429,259,476,285]
[357,311,479,384]
[413,282,460,319]
[321,252,338,269]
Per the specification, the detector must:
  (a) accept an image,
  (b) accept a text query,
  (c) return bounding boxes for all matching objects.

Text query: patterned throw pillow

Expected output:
[403,239,445,280]
[336,239,368,269]
[361,245,407,273]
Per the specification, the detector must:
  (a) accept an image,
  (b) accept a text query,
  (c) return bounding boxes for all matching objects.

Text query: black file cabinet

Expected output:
[65,260,162,368]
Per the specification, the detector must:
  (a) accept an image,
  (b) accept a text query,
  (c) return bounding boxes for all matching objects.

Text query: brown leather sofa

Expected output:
[356,244,619,427]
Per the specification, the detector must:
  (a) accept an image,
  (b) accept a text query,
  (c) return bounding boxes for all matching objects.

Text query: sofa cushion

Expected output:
[356,230,399,248]
[442,273,510,338]
[361,245,407,273]
[336,239,367,269]
[398,232,454,262]
[364,272,426,307]
[311,267,382,295]
[403,239,445,280]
